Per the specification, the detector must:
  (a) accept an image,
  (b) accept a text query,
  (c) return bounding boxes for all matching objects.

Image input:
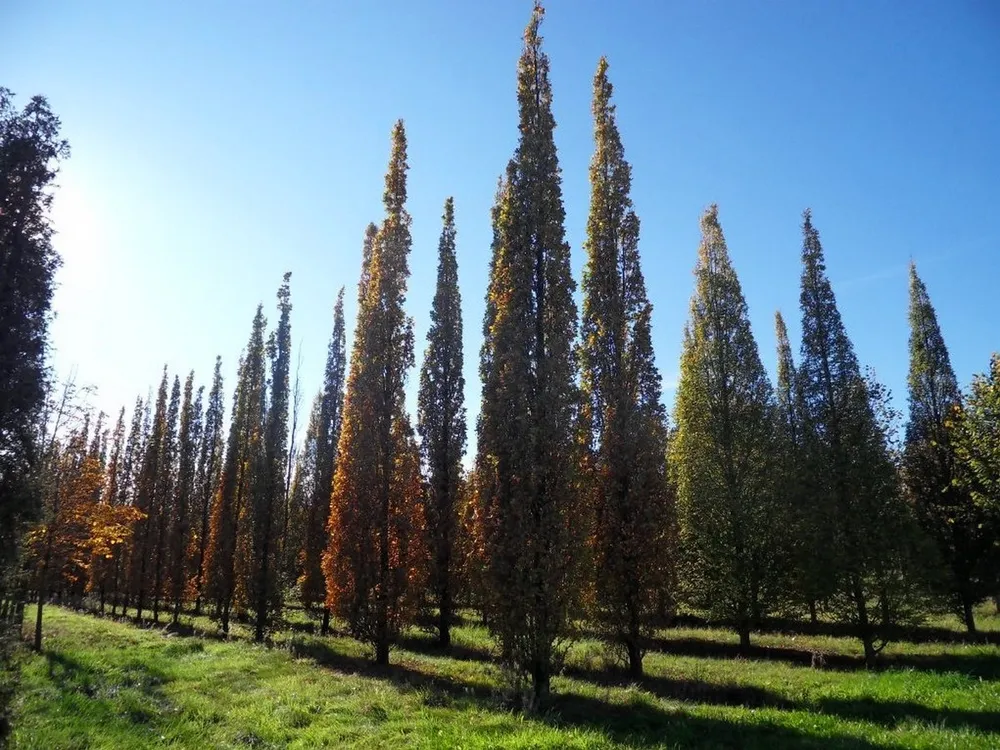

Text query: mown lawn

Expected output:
[10,604,1000,749]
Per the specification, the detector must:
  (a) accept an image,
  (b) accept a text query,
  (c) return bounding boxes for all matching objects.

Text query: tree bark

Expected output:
[375,637,390,667]
[738,624,751,655]
[962,595,977,634]
[626,638,643,680]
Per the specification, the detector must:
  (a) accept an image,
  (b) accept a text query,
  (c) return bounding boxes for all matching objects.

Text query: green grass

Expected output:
[11,604,1000,749]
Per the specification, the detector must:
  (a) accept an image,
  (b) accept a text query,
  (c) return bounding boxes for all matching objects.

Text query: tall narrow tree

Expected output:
[113,396,145,615]
[206,308,267,634]
[904,263,991,631]
[774,311,814,621]
[671,205,784,653]
[0,90,69,593]
[476,4,582,707]
[579,58,671,678]
[169,373,201,625]
[798,210,921,665]
[418,197,466,647]
[151,375,181,622]
[193,357,224,614]
[129,368,169,623]
[87,406,126,611]
[324,122,425,665]
[300,287,347,635]
[251,273,292,642]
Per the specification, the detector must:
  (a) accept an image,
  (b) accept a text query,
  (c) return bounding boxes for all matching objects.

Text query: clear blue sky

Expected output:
[4,1,998,455]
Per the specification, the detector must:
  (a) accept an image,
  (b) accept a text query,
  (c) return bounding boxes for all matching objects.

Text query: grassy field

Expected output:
[10,604,1000,749]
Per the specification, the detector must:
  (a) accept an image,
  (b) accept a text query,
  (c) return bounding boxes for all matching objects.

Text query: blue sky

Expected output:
[4,1,998,455]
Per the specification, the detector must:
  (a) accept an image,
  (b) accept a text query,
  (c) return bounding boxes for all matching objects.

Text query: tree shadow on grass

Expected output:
[651,636,1000,678]
[565,663,794,710]
[289,637,893,749]
[396,631,495,664]
[817,696,1000,734]
[544,690,888,750]
[43,649,172,727]
[662,614,1000,647]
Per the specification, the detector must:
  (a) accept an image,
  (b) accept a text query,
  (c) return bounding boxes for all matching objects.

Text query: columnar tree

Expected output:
[128,368,169,622]
[299,287,347,635]
[0,89,69,610]
[903,263,990,632]
[774,311,814,620]
[798,209,922,665]
[113,396,145,615]
[417,196,466,647]
[87,407,126,610]
[250,273,292,642]
[151,375,181,622]
[475,4,582,707]
[168,373,202,625]
[671,205,784,653]
[579,58,671,678]
[192,357,224,614]
[206,307,267,634]
[324,122,426,665]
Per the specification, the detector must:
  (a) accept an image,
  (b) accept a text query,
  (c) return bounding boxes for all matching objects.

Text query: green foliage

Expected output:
[951,354,1000,600]
[797,210,926,664]
[773,311,813,617]
[297,289,346,615]
[192,357,224,614]
[671,205,785,650]
[417,197,466,647]
[579,57,672,677]
[904,263,992,631]
[0,88,68,594]
[206,307,268,634]
[476,3,583,708]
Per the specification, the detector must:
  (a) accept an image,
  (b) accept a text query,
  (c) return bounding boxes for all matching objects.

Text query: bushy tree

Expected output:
[951,354,1000,609]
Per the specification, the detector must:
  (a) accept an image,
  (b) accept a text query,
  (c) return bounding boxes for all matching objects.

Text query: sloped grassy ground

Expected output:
[11,604,1000,749]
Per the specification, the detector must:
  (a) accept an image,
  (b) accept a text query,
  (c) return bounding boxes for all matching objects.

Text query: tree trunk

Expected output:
[254,509,273,643]
[962,596,977,634]
[862,636,877,668]
[852,578,877,668]
[321,608,331,636]
[808,600,818,625]
[530,664,550,711]
[438,586,451,648]
[33,596,44,652]
[738,623,751,655]
[375,637,390,666]
[626,638,643,680]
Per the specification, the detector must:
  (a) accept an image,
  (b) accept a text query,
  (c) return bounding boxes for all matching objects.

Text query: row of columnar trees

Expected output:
[21,4,1000,710]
